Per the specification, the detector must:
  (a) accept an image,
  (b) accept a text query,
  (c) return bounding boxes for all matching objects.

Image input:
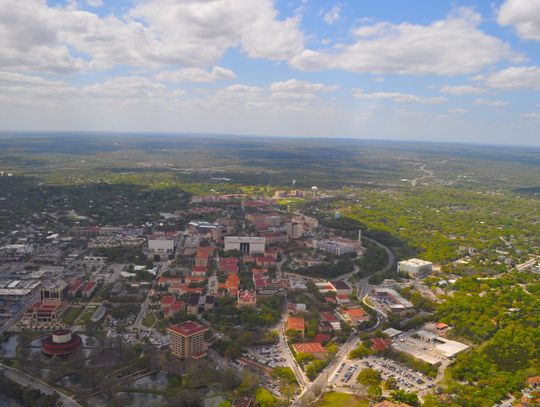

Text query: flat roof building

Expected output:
[224,236,265,255]
[397,258,433,277]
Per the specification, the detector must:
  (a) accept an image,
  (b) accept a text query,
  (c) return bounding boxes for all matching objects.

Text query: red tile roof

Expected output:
[313,333,331,344]
[371,337,392,352]
[292,342,327,355]
[286,317,305,332]
[219,257,238,273]
[162,295,175,305]
[320,311,339,323]
[168,321,208,337]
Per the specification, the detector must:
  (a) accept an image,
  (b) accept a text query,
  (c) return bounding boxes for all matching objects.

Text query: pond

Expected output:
[0,335,18,358]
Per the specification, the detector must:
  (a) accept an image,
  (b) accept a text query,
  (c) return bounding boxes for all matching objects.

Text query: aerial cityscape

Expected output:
[0,1,539,407]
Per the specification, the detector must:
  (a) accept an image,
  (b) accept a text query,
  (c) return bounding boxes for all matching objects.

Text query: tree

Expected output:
[255,387,278,407]
[356,368,382,387]
[295,352,315,366]
[390,390,419,406]
[384,376,398,390]
[367,384,382,401]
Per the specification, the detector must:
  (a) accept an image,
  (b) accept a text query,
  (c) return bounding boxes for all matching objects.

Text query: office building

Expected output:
[168,321,208,359]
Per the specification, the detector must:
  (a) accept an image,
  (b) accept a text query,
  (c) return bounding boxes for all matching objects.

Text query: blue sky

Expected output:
[0,0,539,145]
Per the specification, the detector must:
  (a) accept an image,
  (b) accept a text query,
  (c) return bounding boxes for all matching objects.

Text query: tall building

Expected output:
[286,222,303,239]
[168,321,208,359]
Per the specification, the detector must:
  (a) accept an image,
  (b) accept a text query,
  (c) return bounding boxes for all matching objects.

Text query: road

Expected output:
[274,300,308,388]
[0,362,82,407]
[292,333,359,406]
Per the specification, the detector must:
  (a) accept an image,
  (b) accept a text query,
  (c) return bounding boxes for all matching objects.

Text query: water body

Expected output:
[0,335,18,358]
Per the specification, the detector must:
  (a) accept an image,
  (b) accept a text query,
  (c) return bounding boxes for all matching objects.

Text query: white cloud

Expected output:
[474,66,540,90]
[474,98,509,107]
[353,89,446,104]
[498,0,540,41]
[291,7,522,75]
[83,76,169,99]
[449,108,469,113]
[0,71,78,104]
[270,79,336,93]
[323,4,341,25]
[270,79,337,101]
[0,0,304,73]
[86,0,103,7]
[440,84,485,95]
[156,67,236,83]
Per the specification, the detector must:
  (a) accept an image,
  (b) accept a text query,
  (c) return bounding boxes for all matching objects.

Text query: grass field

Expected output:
[315,392,368,407]
[141,313,156,328]
[62,306,83,325]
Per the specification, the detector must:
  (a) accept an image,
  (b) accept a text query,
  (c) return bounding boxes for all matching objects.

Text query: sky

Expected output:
[0,0,540,146]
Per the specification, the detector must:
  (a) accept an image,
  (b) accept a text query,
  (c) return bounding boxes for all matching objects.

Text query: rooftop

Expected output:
[286,317,305,331]
[168,321,208,337]
[292,342,327,355]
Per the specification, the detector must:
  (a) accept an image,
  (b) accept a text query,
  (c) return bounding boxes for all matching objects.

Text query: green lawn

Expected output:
[62,306,83,325]
[141,313,156,328]
[315,392,368,407]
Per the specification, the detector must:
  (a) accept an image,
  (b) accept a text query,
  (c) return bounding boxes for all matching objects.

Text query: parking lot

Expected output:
[329,360,361,386]
[245,344,288,368]
[328,356,436,392]
[363,356,435,392]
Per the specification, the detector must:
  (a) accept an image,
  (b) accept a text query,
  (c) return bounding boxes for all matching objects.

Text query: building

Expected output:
[195,246,214,268]
[341,308,369,325]
[188,220,219,235]
[292,342,327,359]
[286,222,303,239]
[147,232,179,257]
[40,282,68,302]
[224,236,265,255]
[286,317,305,337]
[330,280,353,295]
[41,329,82,356]
[25,301,68,325]
[373,401,413,407]
[67,280,84,297]
[397,258,433,277]
[237,290,256,307]
[218,257,239,273]
[168,321,208,359]
[372,287,414,313]
[314,239,356,256]
[81,281,97,298]
[0,244,33,261]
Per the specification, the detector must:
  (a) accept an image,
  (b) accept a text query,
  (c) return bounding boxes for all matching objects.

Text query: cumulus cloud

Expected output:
[474,98,509,107]
[440,85,485,95]
[0,0,304,73]
[291,7,522,75]
[83,76,170,99]
[353,89,446,104]
[323,4,341,25]
[155,67,236,83]
[270,79,337,101]
[474,66,540,90]
[498,0,540,41]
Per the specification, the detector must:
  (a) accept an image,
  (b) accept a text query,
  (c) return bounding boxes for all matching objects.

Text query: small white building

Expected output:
[397,258,433,277]
[224,236,265,255]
